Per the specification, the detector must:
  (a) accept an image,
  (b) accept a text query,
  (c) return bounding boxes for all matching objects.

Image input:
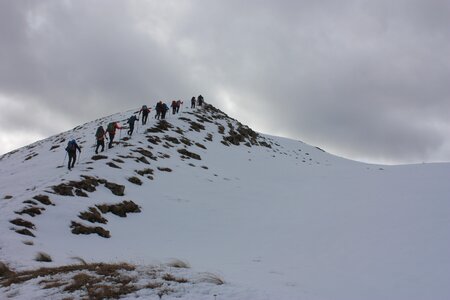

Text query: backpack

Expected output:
[95,126,104,138]
[65,140,76,152]
[107,122,115,132]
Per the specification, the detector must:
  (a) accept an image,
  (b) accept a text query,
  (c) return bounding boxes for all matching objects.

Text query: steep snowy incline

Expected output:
[1,104,450,300]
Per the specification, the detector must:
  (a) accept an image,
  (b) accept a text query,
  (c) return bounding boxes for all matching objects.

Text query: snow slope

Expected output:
[1,103,449,300]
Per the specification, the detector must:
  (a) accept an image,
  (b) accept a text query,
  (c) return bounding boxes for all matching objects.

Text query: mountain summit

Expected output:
[1,103,449,300]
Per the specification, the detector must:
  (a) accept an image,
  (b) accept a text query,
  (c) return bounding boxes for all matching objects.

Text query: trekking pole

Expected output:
[62,152,67,166]
[77,150,81,164]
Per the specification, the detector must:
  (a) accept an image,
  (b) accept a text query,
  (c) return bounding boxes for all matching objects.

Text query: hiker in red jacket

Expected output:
[106,122,122,148]
[95,126,107,154]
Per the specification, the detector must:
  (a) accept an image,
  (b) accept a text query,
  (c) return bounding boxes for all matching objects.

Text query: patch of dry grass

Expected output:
[35,252,52,262]
[70,221,110,238]
[96,200,141,218]
[167,259,190,269]
[197,272,225,285]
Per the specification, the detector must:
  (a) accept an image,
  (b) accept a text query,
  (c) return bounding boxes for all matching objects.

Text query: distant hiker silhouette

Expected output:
[161,103,169,119]
[139,105,150,125]
[198,94,204,106]
[155,101,163,120]
[127,115,139,136]
[106,121,122,148]
[191,97,196,109]
[171,100,177,115]
[95,126,107,154]
[65,139,81,170]
[176,100,182,113]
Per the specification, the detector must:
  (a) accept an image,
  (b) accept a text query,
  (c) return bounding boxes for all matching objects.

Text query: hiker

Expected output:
[191,97,196,109]
[171,100,177,115]
[176,100,182,113]
[155,101,163,120]
[161,102,169,119]
[95,126,107,154]
[106,121,122,148]
[127,115,139,136]
[65,139,81,170]
[139,105,150,125]
[198,94,204,106]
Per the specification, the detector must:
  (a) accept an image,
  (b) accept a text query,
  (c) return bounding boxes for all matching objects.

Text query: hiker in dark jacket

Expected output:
[198,94,204,106]
[155,101,163,120]
[191,96,196,109]
[161,103,169,119]
[106,122,122,148]
[95,126,107,154]
[139,105,150,125]
[171,100,177,115]
[127,115,139,136]
[65,139,81,170]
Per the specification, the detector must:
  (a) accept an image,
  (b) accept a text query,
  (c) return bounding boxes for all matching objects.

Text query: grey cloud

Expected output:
[1,0,449,164]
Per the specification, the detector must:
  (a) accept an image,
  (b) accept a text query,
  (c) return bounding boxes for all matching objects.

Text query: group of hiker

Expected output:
[64,95,205,170]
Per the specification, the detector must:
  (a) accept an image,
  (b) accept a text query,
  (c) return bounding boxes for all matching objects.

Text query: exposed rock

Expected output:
[177,149,201,160]
[16,206,45,217]
[15,228,35,237]
[33,195,53,206]
[91,155,108,160]
[135,168,154,176]
[128,177,143,186]
[10,218,35,229]
[104,182,125,196]
[106,162,122,169]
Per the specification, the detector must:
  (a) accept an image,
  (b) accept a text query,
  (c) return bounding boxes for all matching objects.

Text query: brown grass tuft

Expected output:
[167,259,190,269]
[96,200,141,217]
[35,252,52,262]
[70,221,111,238]
[197,272,225,285]
[78,207,107,224]
[0,261,14,278]
[162,273,188,283]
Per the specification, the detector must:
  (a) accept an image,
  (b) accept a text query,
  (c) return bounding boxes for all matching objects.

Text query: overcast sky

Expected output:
[1,0,449,164]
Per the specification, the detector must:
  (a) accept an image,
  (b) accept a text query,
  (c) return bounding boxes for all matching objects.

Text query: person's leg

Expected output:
[71,153,77,168]
[109,133,114,148]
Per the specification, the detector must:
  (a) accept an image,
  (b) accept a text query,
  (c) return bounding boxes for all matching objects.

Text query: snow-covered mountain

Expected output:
[1,103,449,300]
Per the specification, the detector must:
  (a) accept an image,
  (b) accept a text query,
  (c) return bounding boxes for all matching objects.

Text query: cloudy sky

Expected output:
[1,0,449,164]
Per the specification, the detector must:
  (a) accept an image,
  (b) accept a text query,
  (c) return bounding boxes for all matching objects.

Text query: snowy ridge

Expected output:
[1,103,450,300]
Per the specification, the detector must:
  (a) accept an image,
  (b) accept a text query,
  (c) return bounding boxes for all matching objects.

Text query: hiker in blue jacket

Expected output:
[127,115,139,136]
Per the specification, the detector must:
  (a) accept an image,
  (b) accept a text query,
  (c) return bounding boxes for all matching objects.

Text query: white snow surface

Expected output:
[1,104,449,300]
